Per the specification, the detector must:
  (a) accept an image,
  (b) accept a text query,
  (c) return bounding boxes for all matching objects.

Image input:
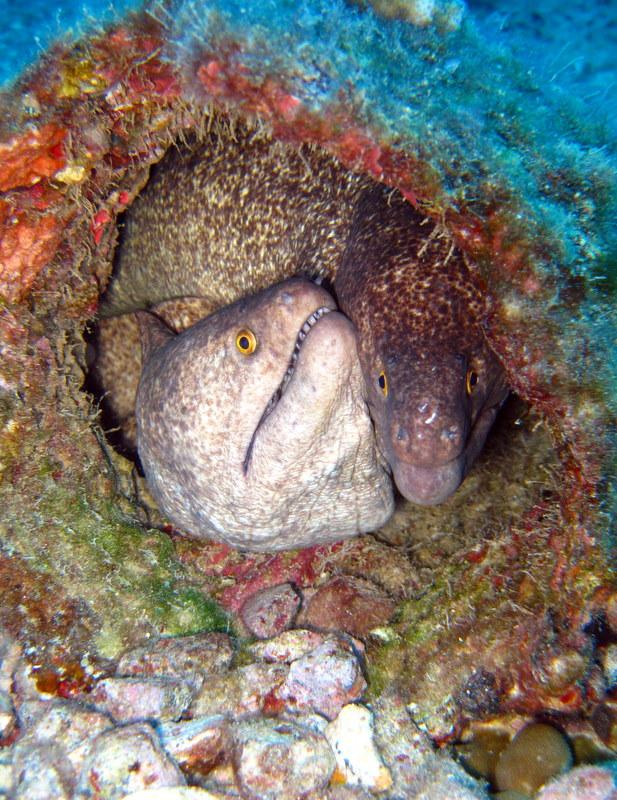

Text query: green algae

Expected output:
[0,427,229,662]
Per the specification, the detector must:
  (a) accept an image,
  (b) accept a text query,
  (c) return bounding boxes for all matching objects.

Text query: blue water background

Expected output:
[1,0,615,132]
[0,0,140,86]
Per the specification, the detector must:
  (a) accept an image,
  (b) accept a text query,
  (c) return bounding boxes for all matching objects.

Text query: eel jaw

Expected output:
[392,458,464,506]
[242,305,332,475]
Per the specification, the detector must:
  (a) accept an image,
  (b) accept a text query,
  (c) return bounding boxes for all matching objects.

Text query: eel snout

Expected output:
[388,399,468,506]
[375,350,508,506]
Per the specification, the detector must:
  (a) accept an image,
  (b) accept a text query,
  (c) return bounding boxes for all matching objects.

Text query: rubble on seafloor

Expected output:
[0,0,616,797]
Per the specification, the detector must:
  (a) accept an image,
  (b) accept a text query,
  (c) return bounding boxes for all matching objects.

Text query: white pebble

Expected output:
[326,703,392,792]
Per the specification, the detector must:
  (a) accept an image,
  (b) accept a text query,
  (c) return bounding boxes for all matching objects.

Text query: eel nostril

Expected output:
[441,426,459,443]
[396,425,408,442]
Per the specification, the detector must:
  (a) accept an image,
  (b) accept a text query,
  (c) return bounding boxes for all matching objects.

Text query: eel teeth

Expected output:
[242,306,331,475]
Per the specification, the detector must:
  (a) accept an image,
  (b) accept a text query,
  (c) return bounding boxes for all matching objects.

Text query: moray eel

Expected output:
[103,116,508,506]
[337,184,510,504]
[135,278,393,551]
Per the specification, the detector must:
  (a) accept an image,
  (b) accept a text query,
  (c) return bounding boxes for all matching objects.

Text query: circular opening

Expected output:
[84,108,562,563]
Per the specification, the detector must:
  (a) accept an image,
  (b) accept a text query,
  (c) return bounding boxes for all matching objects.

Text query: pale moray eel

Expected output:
[135,278,393,551]
[102,117,508,509]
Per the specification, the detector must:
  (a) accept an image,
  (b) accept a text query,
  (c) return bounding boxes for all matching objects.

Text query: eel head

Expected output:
[135,277,393,551]
[364,338,509,506]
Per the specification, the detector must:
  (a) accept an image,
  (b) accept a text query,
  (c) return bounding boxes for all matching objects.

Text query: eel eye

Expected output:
[466,369,479,395]
[378,371,388,397]
[236,329,257,355]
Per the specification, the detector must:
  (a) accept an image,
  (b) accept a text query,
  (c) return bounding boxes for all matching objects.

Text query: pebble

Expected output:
[320,789,374,799]
[12,742,74,800]
[0,634,21,695]
[75,723,185,799]
[248,629,325,663]
[494,723,573,795]
[0,746,12,795]
[592,699,617,749]
[600,644,617,691]
[232,716,336,800]
[157,715,229,775]
[0,690,15,740]
[14,698,112,772]
[303,577,395,639]
[277,639,366,720]
[536,763,617,800]
[0,627,499,800]
[116,633,234,691]
[371,689,490,798]
[120,790,229,800]
[325,703,392,792]
[191,663,288,718]
[566,719,617,764]
[240,583,301,639]
[89,676,194,723]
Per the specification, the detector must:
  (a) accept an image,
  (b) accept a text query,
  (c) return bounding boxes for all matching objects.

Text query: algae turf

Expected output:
[0,448,229,667]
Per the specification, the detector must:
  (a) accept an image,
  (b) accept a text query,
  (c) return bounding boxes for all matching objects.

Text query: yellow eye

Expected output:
[236,329,257,355]
[466,369,479,395]
[378,371,388,397]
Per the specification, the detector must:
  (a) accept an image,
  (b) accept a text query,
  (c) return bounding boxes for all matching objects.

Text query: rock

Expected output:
[494,722,573,795]
[277,639,366,720]
[12,742,74,800]
[19,698,113,766]
[600,644,617,691]
[371,689,490,798]
[536,763,617,800]
[302,577,395,639]
[191,663,288,718]
[240,583,301,639]
[0,690,15,741]
[157,715,229,775]
[0,745,13,795]
[248,629,325,663]
[0,633,20,695]
[75,723,185,799]
[566,719,617,765]
[325,704,392,792]
[316,788,374,799]
[10,700,115,800]
[120,789,230,800]
[116,633,234,691]
[232,717,336,800]
[89,676,194,723]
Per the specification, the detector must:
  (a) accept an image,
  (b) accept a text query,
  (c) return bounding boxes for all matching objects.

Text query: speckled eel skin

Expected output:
[134,278,394,551]
[103,116,509,510]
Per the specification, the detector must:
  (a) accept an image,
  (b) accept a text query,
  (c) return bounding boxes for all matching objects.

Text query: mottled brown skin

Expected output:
[337,185,509,504]
[105,125,369,314]
[103,117,508,504]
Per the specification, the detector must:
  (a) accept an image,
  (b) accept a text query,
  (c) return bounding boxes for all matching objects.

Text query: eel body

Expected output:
[102,116,508,508]
[135,278,393,551]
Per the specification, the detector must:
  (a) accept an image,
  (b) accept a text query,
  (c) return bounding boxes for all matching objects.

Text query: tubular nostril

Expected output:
[441,426,460,443]
[396,425,408,442]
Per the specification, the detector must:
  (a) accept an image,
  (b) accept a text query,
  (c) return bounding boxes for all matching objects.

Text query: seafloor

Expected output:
[0,0,616,798]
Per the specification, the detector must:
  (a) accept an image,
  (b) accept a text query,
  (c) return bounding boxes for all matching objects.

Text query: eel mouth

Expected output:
[392,458,464,506]
[392,397,505,504]
[242,305,332,474]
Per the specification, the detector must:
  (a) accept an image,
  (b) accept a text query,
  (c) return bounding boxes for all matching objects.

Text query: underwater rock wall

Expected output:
[0,0,615,732]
